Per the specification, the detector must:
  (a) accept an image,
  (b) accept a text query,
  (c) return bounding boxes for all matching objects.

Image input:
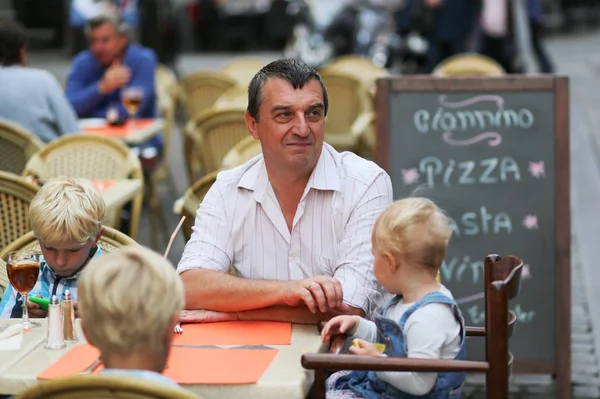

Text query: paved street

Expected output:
[26,28,600,398]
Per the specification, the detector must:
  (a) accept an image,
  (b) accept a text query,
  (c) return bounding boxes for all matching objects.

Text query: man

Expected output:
[65,11,161,151]
[0,20,79,143]
[178,59,393,324]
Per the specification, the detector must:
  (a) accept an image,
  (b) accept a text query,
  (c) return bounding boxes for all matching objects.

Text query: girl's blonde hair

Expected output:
[374,197,452,272]
[29,177,105,245]
[78,246,184,358]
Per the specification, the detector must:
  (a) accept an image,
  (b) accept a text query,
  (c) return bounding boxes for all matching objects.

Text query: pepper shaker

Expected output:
[61,290,78,343]
[45,295,66,350]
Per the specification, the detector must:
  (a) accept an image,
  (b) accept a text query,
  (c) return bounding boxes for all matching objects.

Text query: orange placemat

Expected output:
[38,344,278,385]
[172,321,292,346]
[84,119,154,138]
[90,180,117,193]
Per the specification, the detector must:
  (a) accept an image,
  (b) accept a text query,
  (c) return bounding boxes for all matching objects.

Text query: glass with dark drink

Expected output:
[6,250,41,329]
[121,86,144,132]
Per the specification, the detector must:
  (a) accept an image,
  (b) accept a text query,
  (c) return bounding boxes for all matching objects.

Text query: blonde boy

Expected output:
[0,177,106,318]
[78,246,184,387]
[322,198,466,399]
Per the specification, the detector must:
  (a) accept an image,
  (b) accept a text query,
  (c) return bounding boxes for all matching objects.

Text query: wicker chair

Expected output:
[317,70,374,153]
[179,71,238,120]
[0,120,45,175]
[184,108,248,184]
[222,57,266,87]
[214,85,248,110]
[433,53,506,77]
[221,136,261,169]
[155,64,181,185]
[15,374,199,399]
[320,55,389,94]
[173,171,219,242]
[21,135,144,241]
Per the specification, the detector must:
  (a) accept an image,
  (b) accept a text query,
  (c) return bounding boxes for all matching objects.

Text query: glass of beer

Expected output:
[121,86,144,131]
[6,250,41,329]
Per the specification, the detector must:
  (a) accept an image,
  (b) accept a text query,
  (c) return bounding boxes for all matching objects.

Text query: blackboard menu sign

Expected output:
[375,76,570,394]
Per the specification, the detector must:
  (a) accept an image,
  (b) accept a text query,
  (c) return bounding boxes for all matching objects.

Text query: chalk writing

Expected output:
[448,206,512,237]
[418,156,521,188]
[441,256,484,284]
[467,304,536,325]
[528,161,545,178]
[522,264,532,279]
[442,131,502,147]
[401,168,420,185]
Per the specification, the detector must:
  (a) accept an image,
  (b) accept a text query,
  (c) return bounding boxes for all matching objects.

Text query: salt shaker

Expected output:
[61,290,78,343]
[45,295,66,350]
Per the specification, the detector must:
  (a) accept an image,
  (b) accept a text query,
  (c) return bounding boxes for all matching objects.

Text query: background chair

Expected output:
[15,374,198,399]
[221,136,262,169]
[433,53,506,77]
[173,171,219,242]
[0,121,44,175]
[306,254,524,399]
[0,171,39,255]
[21,135,144,241]
[179,71,238,121]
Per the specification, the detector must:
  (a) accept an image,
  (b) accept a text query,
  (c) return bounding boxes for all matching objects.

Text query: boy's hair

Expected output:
[29,177,106,245]
[78,246,184,358]
[374,197,452,272]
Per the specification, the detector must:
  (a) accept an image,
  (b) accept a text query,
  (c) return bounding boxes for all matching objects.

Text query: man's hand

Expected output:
[26,294,47,319]
[321,315,361,343]
[98,61,130,94]
[179,309,239,324]
[282,276,349,314]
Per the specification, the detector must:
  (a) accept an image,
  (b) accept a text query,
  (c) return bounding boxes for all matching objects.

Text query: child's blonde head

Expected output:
[29,177,105,245]
[78,246,184,359]
[373,197,452,273]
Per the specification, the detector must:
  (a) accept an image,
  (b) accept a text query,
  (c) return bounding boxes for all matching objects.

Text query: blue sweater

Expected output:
[65,44,161,148]
[527,0,543,21]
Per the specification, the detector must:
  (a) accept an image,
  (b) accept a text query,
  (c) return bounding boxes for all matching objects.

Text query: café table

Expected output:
[79,118,165,146]
[0,320,328,399]
[91,179,142,216]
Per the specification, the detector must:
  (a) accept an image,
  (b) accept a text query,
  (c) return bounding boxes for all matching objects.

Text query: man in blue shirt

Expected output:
[65,12,161,153]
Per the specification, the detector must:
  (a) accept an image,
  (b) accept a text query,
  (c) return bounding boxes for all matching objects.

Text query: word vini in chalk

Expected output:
[467,304,536,325]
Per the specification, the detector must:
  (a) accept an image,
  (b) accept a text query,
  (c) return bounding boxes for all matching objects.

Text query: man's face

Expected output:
[89,22,126,66]
[246,77,325,174]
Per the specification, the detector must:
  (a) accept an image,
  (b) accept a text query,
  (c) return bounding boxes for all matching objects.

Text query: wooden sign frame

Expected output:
[374,75,570,398]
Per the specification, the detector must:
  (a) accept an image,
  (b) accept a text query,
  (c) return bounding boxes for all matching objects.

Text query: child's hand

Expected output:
[26,295,47,319]
[321,315,360,343]
[349,339,385,357]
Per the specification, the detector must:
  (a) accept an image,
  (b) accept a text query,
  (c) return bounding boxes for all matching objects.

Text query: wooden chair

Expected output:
[221,136,261,169]
[15,374,198,399]
[184,108,248,183]
[317,70,374,153]
[21,135,144,241]
[304,254,523,399]
[0,120,44,175]
[433,53,506,77]
[173,171,219,242]
[179,71,238,120]
[0,171,39,254]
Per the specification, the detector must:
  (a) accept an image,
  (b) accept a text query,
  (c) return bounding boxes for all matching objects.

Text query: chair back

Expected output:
[484,254,523,397]
[0,121,45,175]
[433,53,506,77]
[222,57,266,87]
[15,374,199,399]
[321,55,389,93]
[180,71,238,119]
[156,64,181,179]
[22,135,144,240]
[0,171,39,258]
[180,172,219,241]
[222,136,262,169]
[214,85,248,110]
[185,108,249,176]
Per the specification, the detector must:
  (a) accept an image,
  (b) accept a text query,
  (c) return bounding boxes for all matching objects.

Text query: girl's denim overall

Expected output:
[334,292,467,399]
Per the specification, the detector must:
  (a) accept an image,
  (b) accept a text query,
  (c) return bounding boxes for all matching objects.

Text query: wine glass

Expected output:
[121,86,144,132]
[6,250,41,329]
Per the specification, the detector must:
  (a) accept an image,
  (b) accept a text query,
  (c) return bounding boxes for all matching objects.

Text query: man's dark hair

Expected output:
[0,19,27,66]
[247,59,328,121]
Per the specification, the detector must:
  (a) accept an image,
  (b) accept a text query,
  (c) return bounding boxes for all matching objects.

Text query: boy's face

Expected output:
[40,234,101,277]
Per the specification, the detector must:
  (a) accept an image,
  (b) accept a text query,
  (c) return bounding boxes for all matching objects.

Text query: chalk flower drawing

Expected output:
[522,264,531,279]
[528,161,545,178]
[522,215,538,229]
[401,168,420,185]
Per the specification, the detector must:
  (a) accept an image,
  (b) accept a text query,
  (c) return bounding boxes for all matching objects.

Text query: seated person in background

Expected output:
[0,177,105,318]
[177,59,393,324]
[0,20,80,143]
[322,197,466,399]
[78,246,184,389]
[65,11,161,159]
